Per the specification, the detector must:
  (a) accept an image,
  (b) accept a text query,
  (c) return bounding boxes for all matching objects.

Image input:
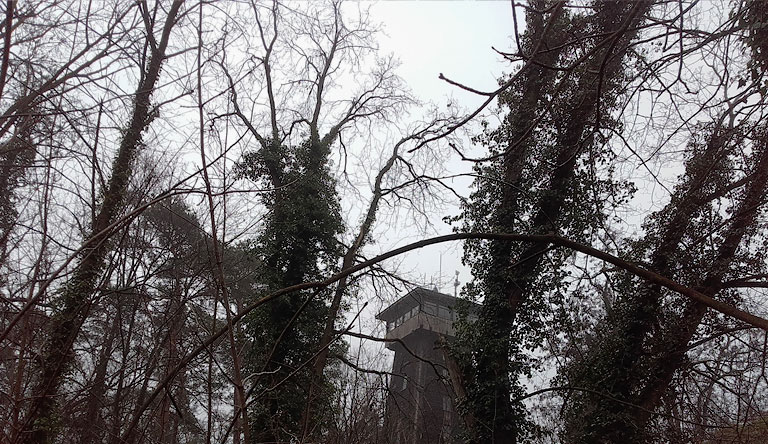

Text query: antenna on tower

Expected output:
[453,271,460,297]
[438,252,443,293]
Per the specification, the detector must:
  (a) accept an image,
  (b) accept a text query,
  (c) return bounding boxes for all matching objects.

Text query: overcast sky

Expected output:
[373,1,516,109]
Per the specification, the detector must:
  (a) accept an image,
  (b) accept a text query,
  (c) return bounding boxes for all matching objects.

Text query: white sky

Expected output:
[372,1,516,109]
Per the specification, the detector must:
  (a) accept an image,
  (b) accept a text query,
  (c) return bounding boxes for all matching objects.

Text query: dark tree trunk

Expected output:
[80,307,121,444]
[467,2,652,441]
[632,134,768,431]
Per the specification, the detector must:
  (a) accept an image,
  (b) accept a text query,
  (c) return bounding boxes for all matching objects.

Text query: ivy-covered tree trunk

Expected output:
[244,137,343,443]
[628,7,768,430]
[17,3,183,442]
[227,4,407,439]
[561,124,741,442]
[457,1,652,442]
[563,4,768,441]
[460,2,570,442]
[634,131,768,428]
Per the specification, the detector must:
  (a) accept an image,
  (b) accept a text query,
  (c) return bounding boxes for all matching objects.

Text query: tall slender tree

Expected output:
[221,1,411,440]
[454,1,653,441]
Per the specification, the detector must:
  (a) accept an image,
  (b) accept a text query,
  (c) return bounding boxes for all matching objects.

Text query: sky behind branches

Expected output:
[367,1,515,295]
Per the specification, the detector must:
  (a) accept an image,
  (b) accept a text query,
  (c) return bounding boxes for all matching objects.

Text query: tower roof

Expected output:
[376,287,463,322]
